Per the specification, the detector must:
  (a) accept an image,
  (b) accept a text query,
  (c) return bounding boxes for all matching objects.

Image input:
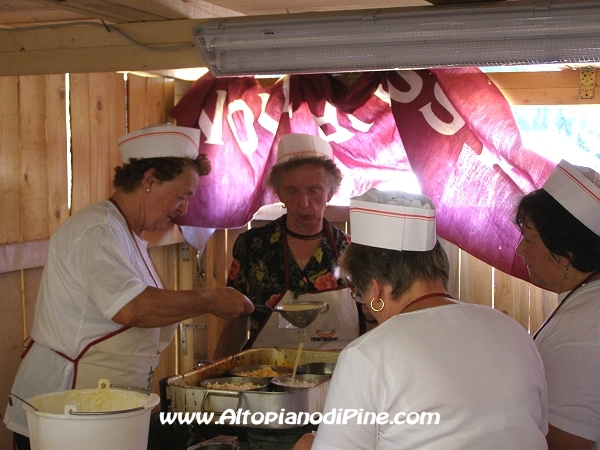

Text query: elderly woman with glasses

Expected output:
[4,125,253,449]
[293,188,548,450]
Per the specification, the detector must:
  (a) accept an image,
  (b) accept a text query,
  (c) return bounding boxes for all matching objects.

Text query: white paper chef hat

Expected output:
[349,188,437,251]
[276,133,333,164]
[117,124,200,162]
[542,159,600,236]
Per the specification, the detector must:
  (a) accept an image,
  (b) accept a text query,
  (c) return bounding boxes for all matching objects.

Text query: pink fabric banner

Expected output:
[172,69,555,281]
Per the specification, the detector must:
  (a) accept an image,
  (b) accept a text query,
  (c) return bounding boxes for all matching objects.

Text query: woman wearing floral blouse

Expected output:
[214,134,362,358]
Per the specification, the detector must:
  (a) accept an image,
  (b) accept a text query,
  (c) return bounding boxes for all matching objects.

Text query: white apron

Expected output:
[63,324,176,390]
[251,287,359,350]
[68,198,175,390]
[251,223,359,350]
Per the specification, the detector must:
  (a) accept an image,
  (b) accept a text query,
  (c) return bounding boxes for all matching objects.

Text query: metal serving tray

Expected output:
[167,348,339,429]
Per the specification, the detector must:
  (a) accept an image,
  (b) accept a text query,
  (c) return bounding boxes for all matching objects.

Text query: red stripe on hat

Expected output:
[280,149,328,159]
[349,206,435,221]
[119,131,198,147]
[557,164,600,205]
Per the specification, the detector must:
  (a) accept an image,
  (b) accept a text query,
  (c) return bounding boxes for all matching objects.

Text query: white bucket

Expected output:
[22,379,160,450]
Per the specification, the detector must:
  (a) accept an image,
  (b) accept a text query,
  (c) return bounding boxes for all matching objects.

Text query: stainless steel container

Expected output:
[270,374,331,392]
[167,348,339,430]
[296,362,337,376]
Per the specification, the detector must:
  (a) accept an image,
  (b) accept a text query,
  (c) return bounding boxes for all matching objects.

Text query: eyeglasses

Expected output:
[350,286,366,304]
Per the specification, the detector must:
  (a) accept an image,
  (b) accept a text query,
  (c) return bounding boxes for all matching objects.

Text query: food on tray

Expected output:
[235,367,285,378]
[229,365,292,378]
[274,377,319,388]
[204,381,263,391]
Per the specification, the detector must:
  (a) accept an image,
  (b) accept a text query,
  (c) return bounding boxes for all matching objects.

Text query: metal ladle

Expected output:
[273,300,329,328]
[273,300,329,383]
[239,301,328,350]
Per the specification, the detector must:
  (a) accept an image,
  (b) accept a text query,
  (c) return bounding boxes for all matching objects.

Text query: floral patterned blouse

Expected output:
[227,214,350,343]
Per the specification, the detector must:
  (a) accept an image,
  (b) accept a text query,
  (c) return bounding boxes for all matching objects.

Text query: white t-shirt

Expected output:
[4,200,176,436]
[535,280,600,447]
[313,303,548,450]
[31,200,163,355]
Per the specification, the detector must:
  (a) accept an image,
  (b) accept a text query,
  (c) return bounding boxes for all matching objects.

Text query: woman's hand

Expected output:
[204,286,254,319]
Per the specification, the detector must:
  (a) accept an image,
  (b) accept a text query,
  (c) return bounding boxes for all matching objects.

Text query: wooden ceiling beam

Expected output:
[0,18,206,76]
[425,0,504,4]
[5,1,241,25]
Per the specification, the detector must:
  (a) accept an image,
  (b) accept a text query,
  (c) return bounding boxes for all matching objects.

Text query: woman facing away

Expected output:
[294,188,548,450]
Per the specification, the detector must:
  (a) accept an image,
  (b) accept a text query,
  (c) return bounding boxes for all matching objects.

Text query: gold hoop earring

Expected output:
[370,298,384,312]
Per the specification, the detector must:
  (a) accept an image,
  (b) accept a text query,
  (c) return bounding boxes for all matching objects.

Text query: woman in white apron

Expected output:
[4,125,253,449]
[215,134,364,358]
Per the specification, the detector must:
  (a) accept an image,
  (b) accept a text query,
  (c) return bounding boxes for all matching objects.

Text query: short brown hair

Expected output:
[113,154,211,193]
[515,188,600,272]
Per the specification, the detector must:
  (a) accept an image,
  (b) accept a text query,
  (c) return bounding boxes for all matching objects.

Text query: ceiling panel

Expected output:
[0,0,431,27]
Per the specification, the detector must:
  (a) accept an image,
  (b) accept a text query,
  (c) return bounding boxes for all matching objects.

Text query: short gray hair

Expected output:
[339,240,450,301]
[267,157,342,196]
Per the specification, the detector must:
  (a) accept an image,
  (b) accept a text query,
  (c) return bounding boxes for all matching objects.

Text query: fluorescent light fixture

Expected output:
[193,0,600,76]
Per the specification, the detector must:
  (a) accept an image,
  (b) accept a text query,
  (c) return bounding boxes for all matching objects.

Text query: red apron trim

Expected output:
[39,326,131,389]
[21,337,34,359]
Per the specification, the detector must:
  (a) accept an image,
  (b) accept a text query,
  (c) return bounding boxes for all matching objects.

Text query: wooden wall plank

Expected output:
[149,245,179,393]
[174,79,193,109]
[493,269,514,316]
[178,242,198,373]
[45,74,69,236]
[108,74,127,173]
[89,73,113,203]
[69,73,92,214]
[70,72,126,211]
[487,71,600,106]
[494,269,530,331]
[128,74,175,131]
[163,78,175,122]
[19,75,49,241]
[0,76,20,245]
[127,75,148,132]
[205,229,234,361]
[530,285,558,334]
[146,76,169,125]
[88,73,127,203]
[459,250,493,306]
[0,271,25,450]
[511,275,531,332]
